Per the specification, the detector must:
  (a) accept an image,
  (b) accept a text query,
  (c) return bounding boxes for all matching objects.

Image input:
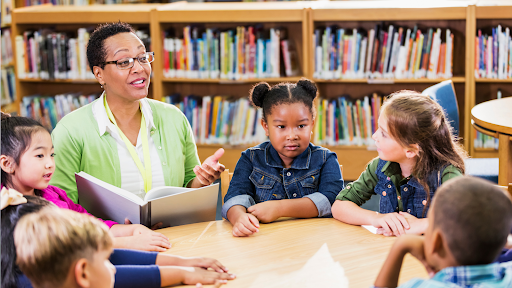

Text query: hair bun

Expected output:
[1,111,11,121]
[297,78,318,100]
[250,82,271,108]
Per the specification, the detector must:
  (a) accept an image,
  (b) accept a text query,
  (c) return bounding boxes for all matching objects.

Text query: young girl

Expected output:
[331,90,466,237]
[0,112,171,251]
[2,192,235,288]
[222,79,345,237]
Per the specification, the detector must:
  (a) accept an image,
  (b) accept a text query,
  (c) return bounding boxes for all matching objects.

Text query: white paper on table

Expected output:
[362,225,378,234]
[249,243,349,288]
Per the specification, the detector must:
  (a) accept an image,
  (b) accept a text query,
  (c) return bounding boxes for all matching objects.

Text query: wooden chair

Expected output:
[220,165,343,204]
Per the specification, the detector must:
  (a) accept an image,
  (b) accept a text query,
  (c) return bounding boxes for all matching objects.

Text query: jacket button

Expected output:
[422,200,427,205]
[397,196,401,200]
[158,146,162,150]
[382,191,387,196]
[403,187,408,192]
[293,193,297,197]
[407,209,411,213]
[163,162,167,166]
[346,185,351,189]
[287,172,291,176]
[387,184,392,188]
[150,131,155,135]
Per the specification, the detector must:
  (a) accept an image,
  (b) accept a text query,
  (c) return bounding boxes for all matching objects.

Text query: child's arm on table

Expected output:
[374,235,434,288]
[111,224,171,252]
[160,266,235,287]
[226,205,260,237]
[248,198,318,223]
[156,253,229,273]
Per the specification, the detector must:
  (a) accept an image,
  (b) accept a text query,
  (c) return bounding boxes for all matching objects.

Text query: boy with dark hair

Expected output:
[374,176,512,288]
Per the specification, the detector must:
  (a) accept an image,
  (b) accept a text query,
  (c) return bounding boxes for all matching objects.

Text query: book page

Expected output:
[144,186,191,202]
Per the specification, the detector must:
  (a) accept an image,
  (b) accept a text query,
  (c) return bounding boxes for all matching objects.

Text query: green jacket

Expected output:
[50,98,200,203]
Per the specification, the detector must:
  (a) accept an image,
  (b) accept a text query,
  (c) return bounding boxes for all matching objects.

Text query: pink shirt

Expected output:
[39,185,117,228]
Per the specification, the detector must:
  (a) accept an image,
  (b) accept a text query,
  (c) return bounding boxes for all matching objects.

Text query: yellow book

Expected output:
[210,96,222,138]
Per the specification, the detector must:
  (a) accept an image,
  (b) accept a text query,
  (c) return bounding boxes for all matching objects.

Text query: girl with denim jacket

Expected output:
[332,90,466,237]
[222,79,344,237]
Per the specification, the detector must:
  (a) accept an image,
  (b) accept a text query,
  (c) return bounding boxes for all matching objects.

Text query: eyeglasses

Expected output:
[102,52,155,70]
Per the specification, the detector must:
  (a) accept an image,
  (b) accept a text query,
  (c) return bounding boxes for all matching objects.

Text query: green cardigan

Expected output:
[50,98,200,203]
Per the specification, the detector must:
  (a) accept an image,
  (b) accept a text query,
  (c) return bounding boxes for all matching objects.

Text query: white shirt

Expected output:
[92,93,165,200]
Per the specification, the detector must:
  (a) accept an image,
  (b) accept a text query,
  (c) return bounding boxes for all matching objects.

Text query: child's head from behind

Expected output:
[249,79,317,167]
[424,176,512,270]
[15,206,115,288]
[1,195,51,288]
[0,112,54,195]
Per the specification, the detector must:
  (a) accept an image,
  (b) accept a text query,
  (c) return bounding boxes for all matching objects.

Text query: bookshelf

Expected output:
[472,1,512,158]
[8,1,510,179]
[10,4,160,118]
[1,0,16,114]
[308,1,472,179]
[151,2,312,174]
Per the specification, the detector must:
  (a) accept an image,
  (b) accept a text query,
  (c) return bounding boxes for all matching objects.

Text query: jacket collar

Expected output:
[265,142,311,169]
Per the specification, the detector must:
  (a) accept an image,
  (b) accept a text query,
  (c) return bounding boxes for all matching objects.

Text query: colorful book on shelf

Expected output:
[475,25,512,79]
[161,94,267,146]
[314,94,382,146]
[15,28,149,80]
[314,23,455,80]
[20,93,98,130]
[162,25,290,80]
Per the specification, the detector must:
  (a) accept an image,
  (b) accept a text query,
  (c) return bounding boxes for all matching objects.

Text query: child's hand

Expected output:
[395,235,436,278]
[247,201,282,223]
[180,257,229,273]
[180,267,236,285]
[131,225,171,251]
[232,212,260,237]
[371,212,410,236]
[376,213,428,236]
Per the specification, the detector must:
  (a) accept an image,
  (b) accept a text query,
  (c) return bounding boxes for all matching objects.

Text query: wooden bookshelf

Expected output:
[10,3,161,117]
[9,2,512,178]
[308,1,473,177]
[471,0,512,158]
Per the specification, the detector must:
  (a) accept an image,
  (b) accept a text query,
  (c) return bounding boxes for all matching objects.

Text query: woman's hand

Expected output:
[191,148,226,187]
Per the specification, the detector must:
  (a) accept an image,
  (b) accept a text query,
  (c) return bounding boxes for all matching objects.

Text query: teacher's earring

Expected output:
[100,83,106,89]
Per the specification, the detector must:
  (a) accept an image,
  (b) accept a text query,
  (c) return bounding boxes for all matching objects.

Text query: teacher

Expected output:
[51,22,225,204]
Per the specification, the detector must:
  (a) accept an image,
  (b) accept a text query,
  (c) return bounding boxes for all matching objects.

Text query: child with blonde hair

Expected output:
[332,90,466,236]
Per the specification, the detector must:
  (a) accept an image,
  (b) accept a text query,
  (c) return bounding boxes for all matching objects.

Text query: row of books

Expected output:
[163,26,299,80]
[313,25,454,80]
[20,0,133,6]
[162,94,267,146]
[474,130,499,149]
[313,94,382,146]
[1,67,16,105]
[475,25,512,79]
[15,28,150,80]
[20,93,98,130]
[1,28,13,65]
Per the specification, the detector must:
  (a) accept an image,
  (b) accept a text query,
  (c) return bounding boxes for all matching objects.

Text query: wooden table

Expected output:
[157,218,427,288]
[471,97,512,186]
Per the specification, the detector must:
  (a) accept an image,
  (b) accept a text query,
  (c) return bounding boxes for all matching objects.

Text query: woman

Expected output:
[50,23,224,232]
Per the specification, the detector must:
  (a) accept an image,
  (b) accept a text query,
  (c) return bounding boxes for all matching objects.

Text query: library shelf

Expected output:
[18,78,99,84]
[162,77,304,84]
[475,79,512,83]
[313,77,466,84]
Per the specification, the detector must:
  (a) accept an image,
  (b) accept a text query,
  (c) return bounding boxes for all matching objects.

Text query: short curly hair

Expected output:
[86,22,136,72]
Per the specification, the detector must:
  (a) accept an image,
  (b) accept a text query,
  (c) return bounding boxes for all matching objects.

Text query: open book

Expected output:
[75,172,219,228]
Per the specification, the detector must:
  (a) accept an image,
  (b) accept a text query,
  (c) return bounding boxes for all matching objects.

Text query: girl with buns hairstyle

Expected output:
[221,79,344,237]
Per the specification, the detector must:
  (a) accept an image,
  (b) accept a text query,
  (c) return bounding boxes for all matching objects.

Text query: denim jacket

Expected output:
[336,158,462,218]
[222,141,344,219]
